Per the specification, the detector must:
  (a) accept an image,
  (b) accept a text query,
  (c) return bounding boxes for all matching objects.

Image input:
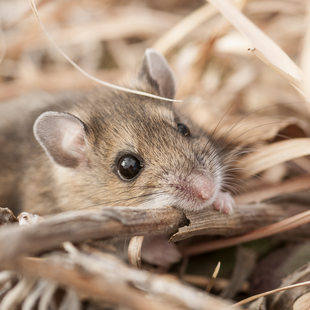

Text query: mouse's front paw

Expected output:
[213,191,235,214]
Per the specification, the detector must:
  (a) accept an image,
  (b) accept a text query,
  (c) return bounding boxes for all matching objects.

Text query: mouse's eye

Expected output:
[117,154,143,181]
[177,123,191,137]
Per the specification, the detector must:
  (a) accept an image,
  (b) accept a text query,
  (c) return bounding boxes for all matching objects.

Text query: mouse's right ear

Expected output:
[33,111,88,168]
[139,49,176,99]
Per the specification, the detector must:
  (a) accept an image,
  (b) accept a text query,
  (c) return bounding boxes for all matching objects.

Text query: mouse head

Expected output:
[33,49,233,213]
[33,49,176,169]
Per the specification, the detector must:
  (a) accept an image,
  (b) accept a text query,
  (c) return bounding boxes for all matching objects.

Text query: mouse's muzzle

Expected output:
[184,172,215,201]
[165,170,219,212]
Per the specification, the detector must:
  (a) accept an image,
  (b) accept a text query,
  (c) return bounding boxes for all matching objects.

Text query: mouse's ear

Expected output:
[139,48,175,99]
[33,111,88,168]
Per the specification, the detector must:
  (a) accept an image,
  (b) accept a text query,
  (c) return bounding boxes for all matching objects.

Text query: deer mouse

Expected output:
[0,49,237,266]
[0,49,236,217]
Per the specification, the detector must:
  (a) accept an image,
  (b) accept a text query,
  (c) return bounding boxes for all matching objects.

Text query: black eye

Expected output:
[117,154,143,181]
[177,123,190,137]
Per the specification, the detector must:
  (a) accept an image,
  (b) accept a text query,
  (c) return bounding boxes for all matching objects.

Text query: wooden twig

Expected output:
[171,203,309,242]
[9,248,235,310]
[0,202,309,264]
[0,208,17,225]
[17,257,175,310]
[0,206,185,263]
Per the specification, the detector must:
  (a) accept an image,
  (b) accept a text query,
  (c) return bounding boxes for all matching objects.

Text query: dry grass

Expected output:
[1,0,310,309]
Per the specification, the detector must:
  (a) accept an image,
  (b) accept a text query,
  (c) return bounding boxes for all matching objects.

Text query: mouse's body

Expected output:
[0,49,236,220]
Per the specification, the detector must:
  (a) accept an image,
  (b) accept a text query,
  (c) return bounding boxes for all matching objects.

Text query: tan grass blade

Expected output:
[300,4,310,105]
[235,175,310,204]
[128,236,144,269]
[206,261,221,292]
[239,138,310,177]
[232,281,310,307]
[153,4,217,55]
[153,0,247,56]
[206,0,304,99]
[28,0,182,103]
[0,26,6,65]
[208,116,306,146]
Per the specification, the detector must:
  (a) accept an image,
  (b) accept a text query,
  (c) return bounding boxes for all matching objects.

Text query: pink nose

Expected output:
[189,173,215,201]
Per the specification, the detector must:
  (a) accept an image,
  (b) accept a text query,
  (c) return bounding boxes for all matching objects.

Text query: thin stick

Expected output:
[235,175,310,204]
[28,0,182,103]
[232,280,310,307]
[248,48,305,99]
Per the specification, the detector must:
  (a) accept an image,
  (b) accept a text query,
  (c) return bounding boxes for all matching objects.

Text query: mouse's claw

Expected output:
[213,191,235,214]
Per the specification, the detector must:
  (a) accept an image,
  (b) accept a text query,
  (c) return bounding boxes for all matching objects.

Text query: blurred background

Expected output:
[0,0,306,106]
